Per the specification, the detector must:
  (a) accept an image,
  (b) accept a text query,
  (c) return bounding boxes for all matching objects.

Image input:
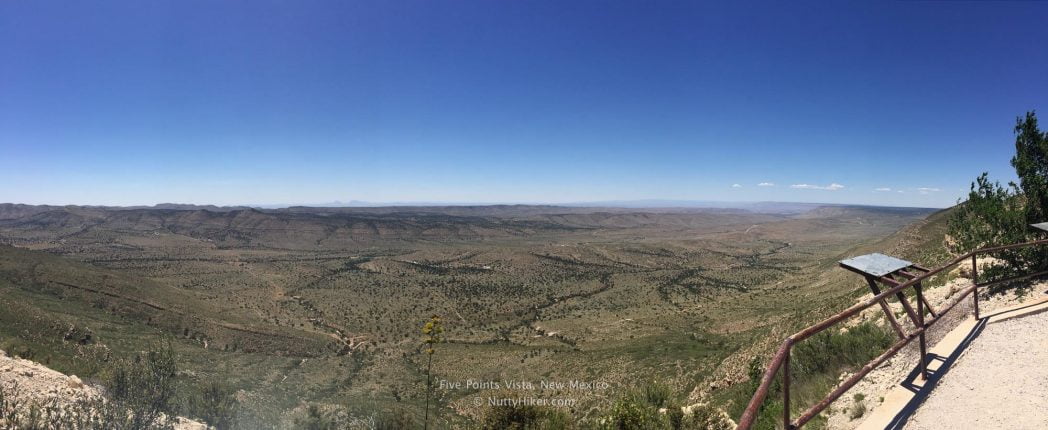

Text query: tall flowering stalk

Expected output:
[421,315,444,430]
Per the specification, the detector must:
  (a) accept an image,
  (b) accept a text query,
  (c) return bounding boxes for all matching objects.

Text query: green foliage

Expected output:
[642,383,672,410]
[597,385,733,430]
[666,406,685,430]
[684,403,734,430]
[375,408,418,430]
[604,393,664,429]
[294,405,336,430]
[947,173,1027,262]
[737,322,892,430]
[185,381,239,430]
[1011,111,1048,267]
[848,393,866,420]
[746,355,779,393]
[0,343,181,430]
[1011,111,1048,224]
[792,322,894,377]
[106,341,178,429]
[481,404,572,429]
[950,111,1048,268]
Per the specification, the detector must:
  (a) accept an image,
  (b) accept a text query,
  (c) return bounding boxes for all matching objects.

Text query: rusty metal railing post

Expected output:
[783,347,791,429]
[916,280,928,380]
[972,254,980,320]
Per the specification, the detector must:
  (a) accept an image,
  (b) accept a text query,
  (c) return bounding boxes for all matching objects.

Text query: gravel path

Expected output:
[904,309,1048,429]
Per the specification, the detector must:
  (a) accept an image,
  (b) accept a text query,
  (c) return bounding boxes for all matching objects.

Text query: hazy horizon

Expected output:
[0,198,947,210]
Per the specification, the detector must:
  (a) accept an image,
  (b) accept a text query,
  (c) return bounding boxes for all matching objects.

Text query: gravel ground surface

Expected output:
[826,272,1047,429]
[903,309,1048,429]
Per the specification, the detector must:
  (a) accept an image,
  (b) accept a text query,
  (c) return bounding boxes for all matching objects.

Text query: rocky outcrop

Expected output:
[0,349,206,430]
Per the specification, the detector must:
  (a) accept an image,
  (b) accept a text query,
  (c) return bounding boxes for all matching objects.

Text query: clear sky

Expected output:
[2,1,1046,208]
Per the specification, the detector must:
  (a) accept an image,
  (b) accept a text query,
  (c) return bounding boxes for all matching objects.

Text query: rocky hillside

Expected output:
[0,349,206,429]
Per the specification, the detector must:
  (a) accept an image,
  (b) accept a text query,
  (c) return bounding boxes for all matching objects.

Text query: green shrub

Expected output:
[0,354,180,430]
[294,405,336,430]
[949,111,1048,269]
[849,393,866,420]
[666,406,685,430]
[792,322,893,377]
[642,383,672,410]
[603,394,663,429]
[481,404,572,429]
[597,384,737,430]
[947,173,1028,265]
[376,407,418,430]
[105,341,178,429]
[683,403,734,430]
[738,322,892,429]
[185,381,238,429]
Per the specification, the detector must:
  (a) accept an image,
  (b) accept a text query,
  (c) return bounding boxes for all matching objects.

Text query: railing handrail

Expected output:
[736,238,1048,430]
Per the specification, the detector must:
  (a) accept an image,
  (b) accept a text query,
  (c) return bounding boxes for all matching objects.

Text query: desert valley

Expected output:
[0,203,948,427]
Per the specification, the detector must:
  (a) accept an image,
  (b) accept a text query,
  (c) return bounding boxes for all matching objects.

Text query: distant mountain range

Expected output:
[0,200,939,219]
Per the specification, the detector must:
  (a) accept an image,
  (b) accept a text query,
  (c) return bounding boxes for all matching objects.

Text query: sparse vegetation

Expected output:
[0,343,180,430]
[730,321,894,429]
[597,385,734,430]
[185,381,239,430]
[106,341,178,429]
[849,393,866,420]
[480,403,573,429]
[792,323,894,378]
[0,204,938,426]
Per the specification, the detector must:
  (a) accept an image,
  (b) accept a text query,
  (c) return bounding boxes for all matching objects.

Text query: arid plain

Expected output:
[0,203,945,427]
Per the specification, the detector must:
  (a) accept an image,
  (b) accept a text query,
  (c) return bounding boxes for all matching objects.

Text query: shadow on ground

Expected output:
[883,318,988,430]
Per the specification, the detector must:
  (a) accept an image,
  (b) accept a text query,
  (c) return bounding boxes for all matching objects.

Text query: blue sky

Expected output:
[2,1,1046,208]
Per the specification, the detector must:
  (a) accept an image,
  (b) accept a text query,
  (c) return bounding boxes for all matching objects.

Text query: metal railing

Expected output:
[736,239,1048,430]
